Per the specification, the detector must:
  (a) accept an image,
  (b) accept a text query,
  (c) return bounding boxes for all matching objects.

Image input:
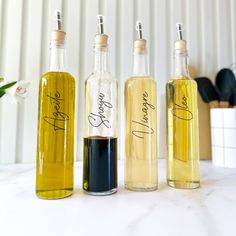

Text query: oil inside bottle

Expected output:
[166,77,200,189]
[36,72,75,199]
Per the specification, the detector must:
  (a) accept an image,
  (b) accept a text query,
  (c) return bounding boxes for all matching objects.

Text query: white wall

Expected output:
[0,0,235,163]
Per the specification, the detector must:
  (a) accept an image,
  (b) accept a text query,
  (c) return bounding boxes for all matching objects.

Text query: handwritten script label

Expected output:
[88,93,113,128]
[172,95,193,121]
[43,91,69,131]
[132,91,155,139]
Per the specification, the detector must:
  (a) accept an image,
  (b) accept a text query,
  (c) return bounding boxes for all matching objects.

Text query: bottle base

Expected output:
[125,183,157,192]
[36,188,73,200]
[83,188,117,196]
[167,180,200,189]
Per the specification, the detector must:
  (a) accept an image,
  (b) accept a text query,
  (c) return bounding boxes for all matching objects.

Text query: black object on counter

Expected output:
[194,77,219,108]
[215,68,235,107]
[229,80,236,107]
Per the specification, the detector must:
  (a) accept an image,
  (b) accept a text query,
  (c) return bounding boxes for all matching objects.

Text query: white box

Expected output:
[210,108,236,168]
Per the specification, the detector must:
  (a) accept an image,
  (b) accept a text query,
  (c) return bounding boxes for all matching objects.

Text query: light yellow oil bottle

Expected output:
[166,23,200,189]
[36,11,76,199]
[125,77,157,191]
[125,21,158,191]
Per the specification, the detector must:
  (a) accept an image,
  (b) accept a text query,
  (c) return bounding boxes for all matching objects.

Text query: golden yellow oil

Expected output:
[166,77,200,189]
[125,76,157,191]
[36,72,75,199]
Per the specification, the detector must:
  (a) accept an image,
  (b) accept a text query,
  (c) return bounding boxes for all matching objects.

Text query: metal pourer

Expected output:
[174,22,186,53]
[136,21,143,39]
[95,15,108,48]
[97,14,104,34]
[134,21,146,54]
[176,23,183,40]
[51,10,66,47]
[55,10,63,31]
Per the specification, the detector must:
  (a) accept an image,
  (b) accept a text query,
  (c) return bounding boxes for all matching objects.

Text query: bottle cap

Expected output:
[174,40,186,52]
[51,11,66,47]
[51,30,66,46]
[95,34,108,48]
[134,39,147,54]
[95,15,108,48]
[134,21,146,54]
[174,23,187,53]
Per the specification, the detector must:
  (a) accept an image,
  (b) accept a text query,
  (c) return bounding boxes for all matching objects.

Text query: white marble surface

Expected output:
[0,160,236,236]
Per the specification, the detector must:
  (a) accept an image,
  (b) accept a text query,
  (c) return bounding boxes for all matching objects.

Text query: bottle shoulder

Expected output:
[85,72,116,84]
[41,71,76,83]
[167,77,196,86]
[125,76,156,85]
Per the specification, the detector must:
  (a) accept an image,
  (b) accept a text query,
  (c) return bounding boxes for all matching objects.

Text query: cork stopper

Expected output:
[134,39,147,54]
[174,40,186,52]
[95,15,108,48]
[51,30,66,46]
[95,34,108,48]
[134,21,147,54]
[51,11,65,47]
[174,23,187,53]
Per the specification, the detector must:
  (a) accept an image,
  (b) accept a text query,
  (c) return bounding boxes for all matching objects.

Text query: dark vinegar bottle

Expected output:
[83,15,118,195]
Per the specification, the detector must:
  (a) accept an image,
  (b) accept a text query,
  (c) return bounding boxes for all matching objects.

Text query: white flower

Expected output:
[5,81,30,103]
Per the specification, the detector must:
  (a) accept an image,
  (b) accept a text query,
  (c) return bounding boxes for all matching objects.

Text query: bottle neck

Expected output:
[174,51,189,78]
[93,47,109,73]
[49,46,66,72]
[133,52,149,76]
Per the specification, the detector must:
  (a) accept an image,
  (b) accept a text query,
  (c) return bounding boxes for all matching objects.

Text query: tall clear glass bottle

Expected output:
[83,15,118,195]
[125,21,158,191]
[36,11,75,199]
[166,23,200,189]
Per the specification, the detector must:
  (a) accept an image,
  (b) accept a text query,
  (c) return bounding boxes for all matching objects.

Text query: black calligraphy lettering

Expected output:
[132,91,155,139]
[88,93,113,128]
[172,96,193,121]
[43,92,69,131]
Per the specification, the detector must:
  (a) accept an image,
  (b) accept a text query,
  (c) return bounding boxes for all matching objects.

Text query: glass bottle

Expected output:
[125,21,158,191]
[83,15,118,195]
[36,11,75,199]
[166,23,200,189]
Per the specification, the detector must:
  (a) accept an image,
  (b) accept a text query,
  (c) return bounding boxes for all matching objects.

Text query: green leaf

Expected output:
[0,90,5,98]
[0,77,4,82]
[0,81,17,90]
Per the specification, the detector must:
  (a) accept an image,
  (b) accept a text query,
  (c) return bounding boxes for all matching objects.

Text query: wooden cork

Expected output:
[51,30,66,46]
[134,39,146,54]
[95,34,108,48]
[174,40,187,53]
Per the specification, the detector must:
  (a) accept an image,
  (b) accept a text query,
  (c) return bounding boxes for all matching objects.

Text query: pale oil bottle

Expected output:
[166,23,200,189]
[125,21,158,191]
[36,11,76,199]
[83,15,118,195]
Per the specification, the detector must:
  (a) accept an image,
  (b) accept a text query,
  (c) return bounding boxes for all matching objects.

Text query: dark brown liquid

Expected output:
[83,136,117,193]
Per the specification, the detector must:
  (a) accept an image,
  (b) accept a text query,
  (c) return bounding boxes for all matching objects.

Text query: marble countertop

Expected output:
[0,160,236,236]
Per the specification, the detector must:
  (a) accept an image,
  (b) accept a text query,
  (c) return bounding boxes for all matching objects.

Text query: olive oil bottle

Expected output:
[83,15,118,195]
[125,21,157,191]
[36,11,76,199]
[166,23,200,189]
